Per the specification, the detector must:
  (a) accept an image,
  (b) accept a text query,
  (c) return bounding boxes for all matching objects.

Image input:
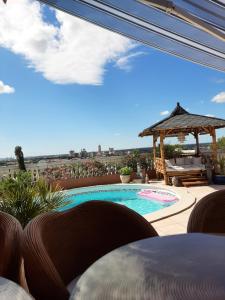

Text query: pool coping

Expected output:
[64,183,196,223]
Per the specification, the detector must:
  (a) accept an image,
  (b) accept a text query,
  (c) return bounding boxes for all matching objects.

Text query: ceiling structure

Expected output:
[33,0,225,72]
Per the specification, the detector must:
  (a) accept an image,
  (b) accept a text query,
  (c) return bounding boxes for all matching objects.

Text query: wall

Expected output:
[50,170,156,190]
[50,174,121,190]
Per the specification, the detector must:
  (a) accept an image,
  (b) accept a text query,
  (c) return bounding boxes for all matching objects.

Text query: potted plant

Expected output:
[213,157,225,185]
[119,167,132,184]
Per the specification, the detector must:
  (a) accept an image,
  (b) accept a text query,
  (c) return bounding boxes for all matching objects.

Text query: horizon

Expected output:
[2,142,212,161]
[0,0,225,158]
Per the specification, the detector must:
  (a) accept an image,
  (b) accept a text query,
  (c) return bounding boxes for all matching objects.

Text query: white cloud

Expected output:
[205,114,215,117]
[0,0,135,85]
[0,80,15,94]
[211,92,225,103]
[212,78,225,84]
[160,110,169,116]
[115,51,145,71]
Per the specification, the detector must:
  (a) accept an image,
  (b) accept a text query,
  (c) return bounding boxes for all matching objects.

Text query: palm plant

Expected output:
[218,157,225,175]
[0,172,69,227]
[15,146,26,171]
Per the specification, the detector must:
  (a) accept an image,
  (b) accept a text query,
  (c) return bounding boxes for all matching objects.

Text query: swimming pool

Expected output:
[63,185,178,216]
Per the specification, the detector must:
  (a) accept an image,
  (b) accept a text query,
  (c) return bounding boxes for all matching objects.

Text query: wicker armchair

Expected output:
[187,189,225,234]
[23,200,158,300]
[0,211,23,284]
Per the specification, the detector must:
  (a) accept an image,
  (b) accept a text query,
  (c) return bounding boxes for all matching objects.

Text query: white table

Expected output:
[71,234,225,300]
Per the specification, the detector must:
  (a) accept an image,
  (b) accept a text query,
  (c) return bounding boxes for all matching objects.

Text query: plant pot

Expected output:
[120,175,131,184]
[213,175,225,185]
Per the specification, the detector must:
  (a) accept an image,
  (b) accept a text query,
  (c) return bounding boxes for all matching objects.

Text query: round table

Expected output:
[0,277,32,300]
[70,233,225,300]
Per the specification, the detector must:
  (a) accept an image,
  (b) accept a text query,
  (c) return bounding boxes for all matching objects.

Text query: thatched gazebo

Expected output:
[139,103,225,185]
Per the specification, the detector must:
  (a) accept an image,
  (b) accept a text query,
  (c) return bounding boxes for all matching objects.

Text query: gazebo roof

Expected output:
[139,102,225,137]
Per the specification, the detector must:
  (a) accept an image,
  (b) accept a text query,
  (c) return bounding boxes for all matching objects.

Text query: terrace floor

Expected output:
[146,182,225,236]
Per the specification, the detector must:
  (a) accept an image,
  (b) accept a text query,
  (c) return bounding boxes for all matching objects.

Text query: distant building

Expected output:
[69,150,75,158]
[109,147,114,155]
[80,148,88,158]
[89,152,95,158]
[97,145,102,156]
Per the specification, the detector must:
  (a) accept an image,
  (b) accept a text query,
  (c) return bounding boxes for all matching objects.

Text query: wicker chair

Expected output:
[23,200,158,300]
[187,189,225,234]
[0,211,24,284]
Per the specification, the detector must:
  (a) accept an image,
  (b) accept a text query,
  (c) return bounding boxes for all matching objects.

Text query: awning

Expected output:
[34,1,225,72]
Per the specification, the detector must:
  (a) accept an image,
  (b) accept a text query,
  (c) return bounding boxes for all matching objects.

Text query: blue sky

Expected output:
[0,1,225,158]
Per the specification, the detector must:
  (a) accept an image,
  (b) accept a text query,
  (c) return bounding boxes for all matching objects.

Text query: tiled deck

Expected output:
[147,182,225,236]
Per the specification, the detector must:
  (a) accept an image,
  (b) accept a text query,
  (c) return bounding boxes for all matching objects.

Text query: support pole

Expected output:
[153,135,158,178]
[210,127,217,166]
[194,131,200,156]
[153,135,157,164]
[160,131,168,185]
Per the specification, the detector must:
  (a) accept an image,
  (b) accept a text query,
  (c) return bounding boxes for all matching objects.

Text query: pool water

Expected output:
[63,185,177,216]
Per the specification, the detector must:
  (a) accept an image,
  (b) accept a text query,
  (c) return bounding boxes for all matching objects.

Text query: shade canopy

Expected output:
[139,102,225,137]
[26,0,225,72]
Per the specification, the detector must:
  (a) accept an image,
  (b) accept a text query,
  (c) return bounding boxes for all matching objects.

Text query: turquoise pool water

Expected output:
[63,185,177,215]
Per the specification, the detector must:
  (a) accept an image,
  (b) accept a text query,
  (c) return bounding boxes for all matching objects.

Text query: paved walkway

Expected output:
[151,184,225,236]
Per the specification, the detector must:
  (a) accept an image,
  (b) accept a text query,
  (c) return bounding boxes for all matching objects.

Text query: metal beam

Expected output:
[140,0,225,42]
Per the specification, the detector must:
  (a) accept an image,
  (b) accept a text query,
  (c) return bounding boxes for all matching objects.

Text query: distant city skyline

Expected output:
[0,1,225,158]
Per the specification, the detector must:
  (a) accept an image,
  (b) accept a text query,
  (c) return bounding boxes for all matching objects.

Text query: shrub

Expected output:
[119,166,132,175]
[161,144,183,159]
[122,153,153,172]
[218,157,225,175]
[0,172,69,227]
[217,137,225,150]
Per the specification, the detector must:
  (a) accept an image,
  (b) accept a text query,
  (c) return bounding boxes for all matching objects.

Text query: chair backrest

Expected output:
[0,211,23,284]
[187,189,225,234]
[23,200,158,300]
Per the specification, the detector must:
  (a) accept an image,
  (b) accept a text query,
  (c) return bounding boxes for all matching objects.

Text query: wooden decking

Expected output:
[180,175,208,187]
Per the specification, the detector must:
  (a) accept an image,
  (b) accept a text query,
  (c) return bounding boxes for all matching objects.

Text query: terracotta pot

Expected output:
[120,175,131,183]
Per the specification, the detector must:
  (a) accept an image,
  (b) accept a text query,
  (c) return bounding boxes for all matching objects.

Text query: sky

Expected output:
[0,0,225,158]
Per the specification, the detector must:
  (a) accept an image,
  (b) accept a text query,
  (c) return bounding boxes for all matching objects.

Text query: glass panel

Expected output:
[39,0,225,72]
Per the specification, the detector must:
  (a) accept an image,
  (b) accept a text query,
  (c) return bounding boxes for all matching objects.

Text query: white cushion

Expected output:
[165,159,173,167]
[176,157,185,165]
[193,164,205,170]
[171,165,184,170]
[193,157,202,165]
[184,157,193,165]
[169,158,175,165]
[166,165,204,172]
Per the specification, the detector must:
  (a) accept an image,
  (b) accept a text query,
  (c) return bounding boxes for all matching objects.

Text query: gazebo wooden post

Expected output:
[160,131,168,185]
[153,135,157,163]
[210,127,217,167]
[194,130,200,156]
[153,135,158,178]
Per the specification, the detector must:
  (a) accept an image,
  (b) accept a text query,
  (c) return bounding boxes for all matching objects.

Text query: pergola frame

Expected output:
[151,126,217,184]
[139,103,225,185]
